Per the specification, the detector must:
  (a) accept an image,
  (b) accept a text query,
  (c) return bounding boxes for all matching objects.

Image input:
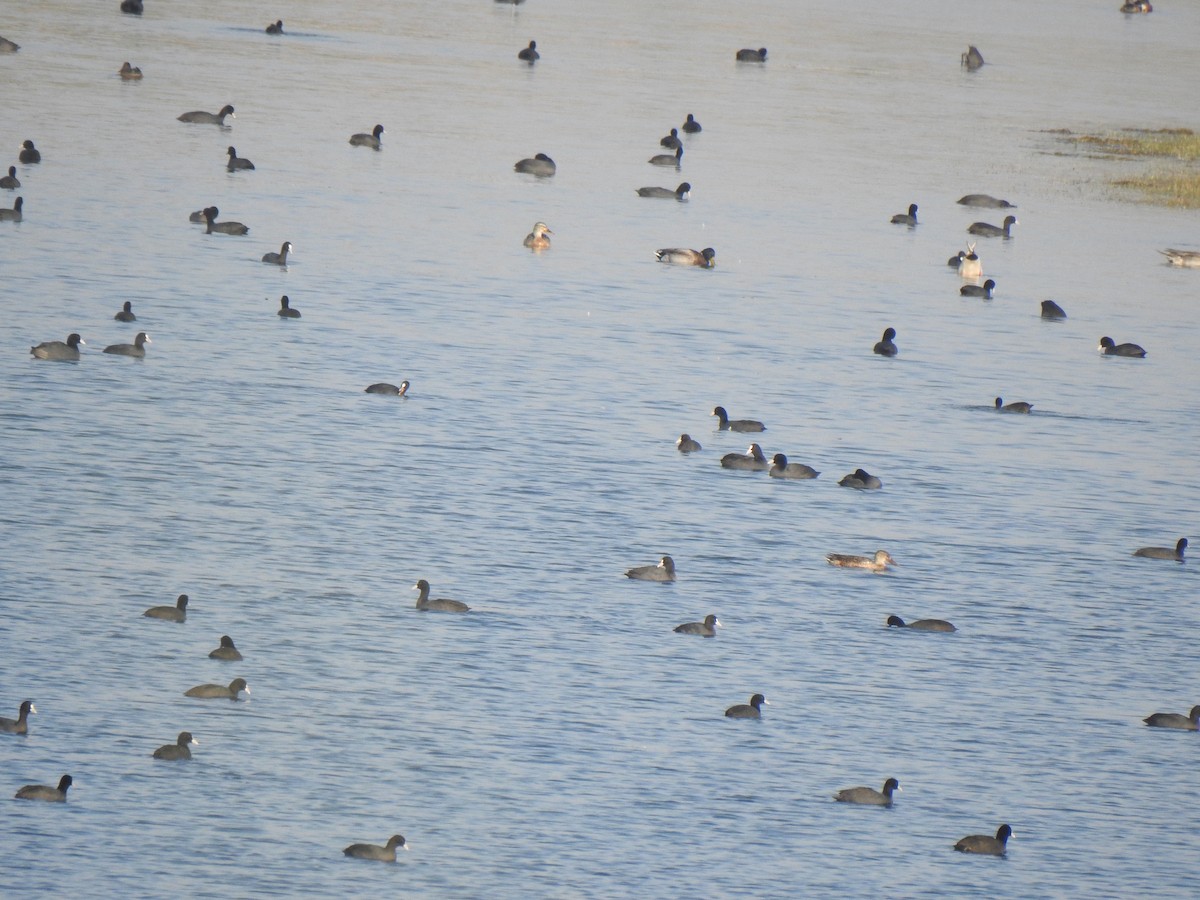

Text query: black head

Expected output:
[535,153,552,162]
[686,114,696,122]
[220,635,237,648]
[66,333,82,348]
[203,206,218,222]
[1099,336,1115,349]
[749,693,766,709]
[907,203,918,216]
[178,731,195,745]
[996,824,1012,842]
[229,678,248,693]
[23,140,36,150]
[6,166,14,177]
[700,247,715,260]
[886,615,905,628]
[883,778,900,794]
[219,105,235,117]
[528,41,536,49]
[983,279,996,289]
[122,301,132,312]
[1004,215,1018,226]
[677,182,691,193]
[373,124,385,138]
[386,835,407,849]
[703,615,719,627]
[176,594,189,610]
[57,775,73,792]
[712,406,728,419]
[995,397,1004,409]
[19,700,35,715]
[280,295,290,308]
[855,468,871,479]
[882,327,896,341]
[1177,538,1189,553]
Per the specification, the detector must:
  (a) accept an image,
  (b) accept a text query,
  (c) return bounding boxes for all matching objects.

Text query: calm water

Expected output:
[2,0,1199,896]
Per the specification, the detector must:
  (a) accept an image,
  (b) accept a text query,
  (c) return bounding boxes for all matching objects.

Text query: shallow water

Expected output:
[2,0,1199,896]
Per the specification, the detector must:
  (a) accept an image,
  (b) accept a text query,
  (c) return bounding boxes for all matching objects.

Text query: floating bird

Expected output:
[152,732,197,760]
[277,295,300,318]
[637,182,690,200]
[177,105,235,125]
[265,20,283,34]
[890,203,918,226]
[0,166,19,189]
[995,397,1032,413]
[961,45,985,70]
[143,593,187,622]
[518,40,538,63]
[624,556,676,582]
[674,614,720,637]
[1143,705,1200,729]
[725,694,767,718]
[656,247,714,267]
[413,579,470,612]
[834,778,900,807]
[1098,336,1145,357]
[349,125,384,149]
[954,824,1012,856]
[958,243,982,278]
[649,145,683,167]
[873,327,897,357]
[344,835,408,862]
[184,678,249,700]
[15,774,72,802]
[226,147,255,171]
[115,301,136,321]
[514,153,555,176]
[676,434,702,453]
[0,700,35,735]
[203,206,248,235]
[523,221,552,250]
[365,381,409,396]
[957,194,1014,208]
[769,453,818,479]
[104,332,150,358]
[712,406,764,432]
[887,615,956,633]
[120,0,143,14]
[826,550,895,572]
[262,241,292,265]
[660,128,681,150]
[968,215,1018,238]
[960,279,996,299]
[681,114,702,133]
[1159,248,1200,268]
[30,333,83,360]
[0,196,24,221]
[721,443,770,471]
[0,36,20,52]
[838,468,883,490]
[1040,300,1067,319]
[1133,537,1187,561]
[209,635,243,660]
[118,62,143,79]
[19,140,40,163]
[736,48,767,62]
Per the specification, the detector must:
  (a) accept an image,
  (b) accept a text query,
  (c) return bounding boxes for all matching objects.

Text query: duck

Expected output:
[518,40,538,63]
[0,196,23,221]
[958,243,982,278]
[0,166,18,189]
[514,153,555,176]
[104,332,150,357]
[177,105,235,125]
[968,215,1018,238]
[153,732,197,760]
[365,381,409,396]
[118,62,143,79]
[961,45,985,70]
[720,443,770,471]
[660,128,681,150]
[19,140,40,164]
[344,835,408,862]
[838,468,883,490]
[115,301,136,322]
[624,556,676,582]
[676,433,702,453]
[656,247,714,267]
[1098,336,1145,357]
[277,295,300,318]
[120,0,143,14]
[349,124,384,149]
[955,824,1012,856]
[15,775,72,802]
[203,206,248,235]
[413,579,470,612]
[826,550,896,572]
[887,615,955,633]
[1133,537,1187,561]
[265,20,283,34]
[890,203,917,226]
[184,678,249,700]
[30,333,83,361]
[1143,705,1200,729]
[523,221,552,250]
[648,145,683,167]
[637,182,690,200]
[725,694,767,718]
[960,279,996,299]
[736,48,767,62]
[769,453,818,479]
[681,113,702,133]
[873,327,897,357]
[0,700,35,735]
[226,146,255,171]
[1159,248,1200,268]
[957,194,1015,208]
[209,635,243,660]
[674,614,720,637]
[712,406,765,432]
[143,593,188,622]
[834,778,900,807]
[262,241,292,265]
[1040,299,1067,319]
[995,397,1032,413]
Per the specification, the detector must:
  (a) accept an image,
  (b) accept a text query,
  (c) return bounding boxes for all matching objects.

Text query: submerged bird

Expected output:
[15,774,72,802]
[19,140,41,163]
[769,453,818,479]
[957,194,1014,208]
[1133,537,1187,561]
[961,45,985,70]
[118,62,143,79]
[681,113,702,133]
[890,203,918,226]
[649,145,683,167]
[184,678,249,700]
[1098,336,1145,357]
[143,594,188,622]
[0,166,19,188]
[968,215,1018,238]
[209,635,243,660]
[660,128,681,150]
[712,406,765,432]
[674,614,721,637]
[676,433,702,453]
[104,332,150,357]
[887,615,956,633]
[1143,705,1200,729]
[30,333,83,360]
[349,124,384,149]
[344,835,408,862]
[177,104,235,125]
[995,397,1032,413]
[834,778,900,807]
[736,47,767,62]
[0,196,24,221]
[203,207,248,235]
[1159,248,1200,268]
[514,153,556,176]
[624,556,676,582]
[0,700,36,735]
[226,146,255,171]
[277,295,300,318]
[838,468,883,490]
[721,443,770,471]
[960,279,996,299]
[115,301,136,321]
[1040,299,1067,319]
[637,182,690,200]
[656,247,714,267]
[152,732,197,760]
[523,221,552,250]
[365,381,409,396]
[518,40,539,63]
[873,327,898,357]
[262,241,292,265]
[725,694,768,718]
[826,550,896,572]
[954,824,1012,856]
[413,579,470,612]
[958,243,982,278]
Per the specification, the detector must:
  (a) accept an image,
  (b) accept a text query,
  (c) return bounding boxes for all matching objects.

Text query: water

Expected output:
[2,0,1199,896]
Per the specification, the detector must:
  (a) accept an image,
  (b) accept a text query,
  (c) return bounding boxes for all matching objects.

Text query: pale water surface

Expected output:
[2,0,1199,897]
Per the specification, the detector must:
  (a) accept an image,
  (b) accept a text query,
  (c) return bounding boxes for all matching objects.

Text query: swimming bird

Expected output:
[826,550,896,572]
[344,835,408,862]
[968,215,1018,238]
[660,128,681,150]
[995,397,1032,413]
[153,732,197,760]
[637,182,690,200]
[262,241,292,265]
[514,153,555,176]
[725,694,767,718]
[184,678,249,700]
[413,579,470,612]
[30,333,83,360]
[838,468,883,490]
[143,594,188,622]
[624,556,676,582]
[1143,705,1200,729]
[177,105,235,125]
[1120,1,1152,12]
[958,243,982,278]
[226,147,254,171]
[277,295,300,318]
[1133,537,1187,561]
[203,207,248,235]
[1159,248,1200,268]
[349,124,384,149]
[518,40,538,62]
[957,194,1015,208]
[1098,336,1145,357]
[677,434,702,453]
[769,453,818,479]
[19,140,40,163]
[0,700,35,735]
[682,114,702,133]
[712,406,765,432]
[674,614,720,637]
[960,279,996,299]
[1040,299,1067,319]
[955,824,1011,856]
[873,327,897,357]
[265,20,283,34]
[120,0,143,14]
[721,443,770,471]
[890,203,918,226]
[961,45,985,70]
[523,221,552,250]
[0,166,18,189]
[119,62,143,79]
[736,48,767,62]
[947,250,966,267]
[649,145,683,167]
[0,36,19,52]
[0,196,23,221]
[15,775,72,802]
[365,381,409,396]
[834,778,900,807]
[656,247,714,267]
[115,301,136,321]
[209,635,243,660]
[104,332,150,357]
[887,615,955,632]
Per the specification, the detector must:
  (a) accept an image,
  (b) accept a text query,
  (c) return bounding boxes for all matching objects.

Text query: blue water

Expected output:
[2,0,1199,896]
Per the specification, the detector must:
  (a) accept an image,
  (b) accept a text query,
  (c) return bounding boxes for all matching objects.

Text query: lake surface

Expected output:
[2,0,1198,896]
